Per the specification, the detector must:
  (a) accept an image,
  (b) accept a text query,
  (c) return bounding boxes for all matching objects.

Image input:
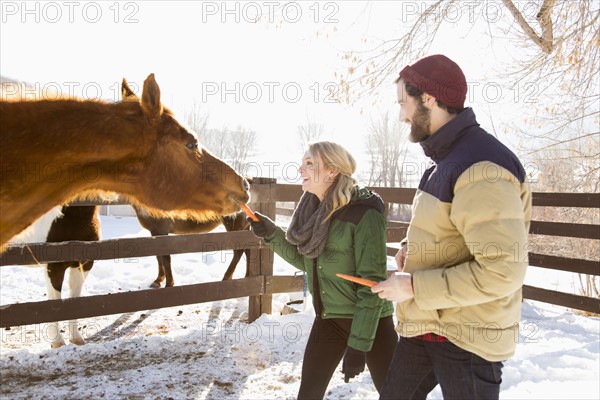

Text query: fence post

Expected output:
[247,177,277,322]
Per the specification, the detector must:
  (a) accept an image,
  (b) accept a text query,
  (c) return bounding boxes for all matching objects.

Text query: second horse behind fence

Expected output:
[10,205,100,348]
[134,206,251,288]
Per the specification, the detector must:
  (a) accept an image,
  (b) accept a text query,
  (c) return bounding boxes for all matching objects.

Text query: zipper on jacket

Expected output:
[311,258,324,318]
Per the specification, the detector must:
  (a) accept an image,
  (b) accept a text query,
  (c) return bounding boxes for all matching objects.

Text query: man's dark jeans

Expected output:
[380,336,503,400]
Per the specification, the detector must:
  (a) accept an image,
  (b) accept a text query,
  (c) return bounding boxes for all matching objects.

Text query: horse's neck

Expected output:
[32,99,144,150]
[3,100,148,190]
[0,100,147,247]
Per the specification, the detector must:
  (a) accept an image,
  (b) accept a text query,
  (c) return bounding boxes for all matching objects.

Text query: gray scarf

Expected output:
[285,191,333,258]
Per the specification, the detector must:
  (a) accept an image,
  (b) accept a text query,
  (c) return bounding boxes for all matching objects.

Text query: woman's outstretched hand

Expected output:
[247,211,277,238]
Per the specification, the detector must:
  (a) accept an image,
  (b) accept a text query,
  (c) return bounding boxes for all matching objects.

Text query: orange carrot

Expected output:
[335,273,377,287]
[239,202,259,222]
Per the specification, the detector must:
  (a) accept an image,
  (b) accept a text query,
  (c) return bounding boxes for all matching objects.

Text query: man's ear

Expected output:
[422,93,437,109]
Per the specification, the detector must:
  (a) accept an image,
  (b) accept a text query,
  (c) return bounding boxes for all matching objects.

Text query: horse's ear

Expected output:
[141,73,163,121]
[121,78,137,101]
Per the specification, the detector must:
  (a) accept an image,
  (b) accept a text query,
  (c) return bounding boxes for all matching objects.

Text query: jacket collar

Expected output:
[420,107,479,162]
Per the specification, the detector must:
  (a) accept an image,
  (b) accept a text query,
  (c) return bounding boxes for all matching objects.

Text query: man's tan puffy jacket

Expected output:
[398,108,532,362]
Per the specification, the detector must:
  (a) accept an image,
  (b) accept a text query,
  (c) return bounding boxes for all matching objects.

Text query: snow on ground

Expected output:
[0,215,598,399]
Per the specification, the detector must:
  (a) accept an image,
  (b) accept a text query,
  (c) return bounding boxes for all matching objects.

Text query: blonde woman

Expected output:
[248,141,397,399]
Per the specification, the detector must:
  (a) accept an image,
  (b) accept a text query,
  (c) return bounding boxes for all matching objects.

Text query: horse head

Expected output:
[119,74,250,220]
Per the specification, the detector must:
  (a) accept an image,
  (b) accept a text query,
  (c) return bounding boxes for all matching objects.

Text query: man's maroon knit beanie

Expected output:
[399,55,467,109]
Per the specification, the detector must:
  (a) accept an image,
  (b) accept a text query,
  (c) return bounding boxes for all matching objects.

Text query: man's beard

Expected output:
[408,100,431,143]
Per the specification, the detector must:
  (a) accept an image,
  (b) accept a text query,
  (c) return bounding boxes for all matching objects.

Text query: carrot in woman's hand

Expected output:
[239,202,259,222]
[335,273,377,287]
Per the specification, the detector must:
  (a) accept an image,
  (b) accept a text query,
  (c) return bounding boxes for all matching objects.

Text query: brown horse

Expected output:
[133,205,251,288]
[0,74,250,250]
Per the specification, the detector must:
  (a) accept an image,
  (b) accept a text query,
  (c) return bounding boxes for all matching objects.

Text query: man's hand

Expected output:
[371,272,415,303]
[395,244,408,271]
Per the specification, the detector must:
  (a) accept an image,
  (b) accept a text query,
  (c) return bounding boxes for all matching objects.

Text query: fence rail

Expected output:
[383,190,600,314]
[0,231,260,265]
[1,183,598,329]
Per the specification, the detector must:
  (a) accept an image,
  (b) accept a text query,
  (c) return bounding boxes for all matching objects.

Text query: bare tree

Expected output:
[184,103,257,174]
[296,118,325,152]
[338,1,599,163]
[197,126,257,174]
[225,126,259,173]
[365,111,408,186]
[184,101,209,137]
[340,1,598,98]
[365,111,412,220]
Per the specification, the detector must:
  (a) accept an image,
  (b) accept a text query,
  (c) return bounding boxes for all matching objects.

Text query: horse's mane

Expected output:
[0,77,175,119]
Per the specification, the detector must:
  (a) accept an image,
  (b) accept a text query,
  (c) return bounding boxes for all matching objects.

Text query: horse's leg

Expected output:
[222,249,245,280]
[150,255,165,288]
[44,262,68,348]
[244,249,251,278]
[163,255,175,287]
[67,261,92,345]
[221,212,250,280]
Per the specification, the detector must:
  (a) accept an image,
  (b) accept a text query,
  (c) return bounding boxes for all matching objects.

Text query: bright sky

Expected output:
[0,0,526,182]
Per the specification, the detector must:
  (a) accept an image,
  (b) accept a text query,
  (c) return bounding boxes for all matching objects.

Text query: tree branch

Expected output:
[501,0,555,53]
[537,0,556,52]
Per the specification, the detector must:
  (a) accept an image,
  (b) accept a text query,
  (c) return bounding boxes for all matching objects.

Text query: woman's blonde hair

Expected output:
[307,141,357,220]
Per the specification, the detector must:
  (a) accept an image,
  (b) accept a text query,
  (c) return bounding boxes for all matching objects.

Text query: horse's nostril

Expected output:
[230,193,250,205]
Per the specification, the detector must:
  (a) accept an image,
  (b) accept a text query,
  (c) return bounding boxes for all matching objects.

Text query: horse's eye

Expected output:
[186,141,197,150]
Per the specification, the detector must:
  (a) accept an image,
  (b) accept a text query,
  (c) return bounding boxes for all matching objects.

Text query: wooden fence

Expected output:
[0,181,598,330]
[380,189,600,314]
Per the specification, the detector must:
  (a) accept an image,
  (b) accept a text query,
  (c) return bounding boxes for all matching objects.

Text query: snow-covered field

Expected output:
[0,215,598,399]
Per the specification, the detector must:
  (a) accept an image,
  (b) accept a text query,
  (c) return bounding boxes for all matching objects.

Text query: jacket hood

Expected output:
[350,186,385,214]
